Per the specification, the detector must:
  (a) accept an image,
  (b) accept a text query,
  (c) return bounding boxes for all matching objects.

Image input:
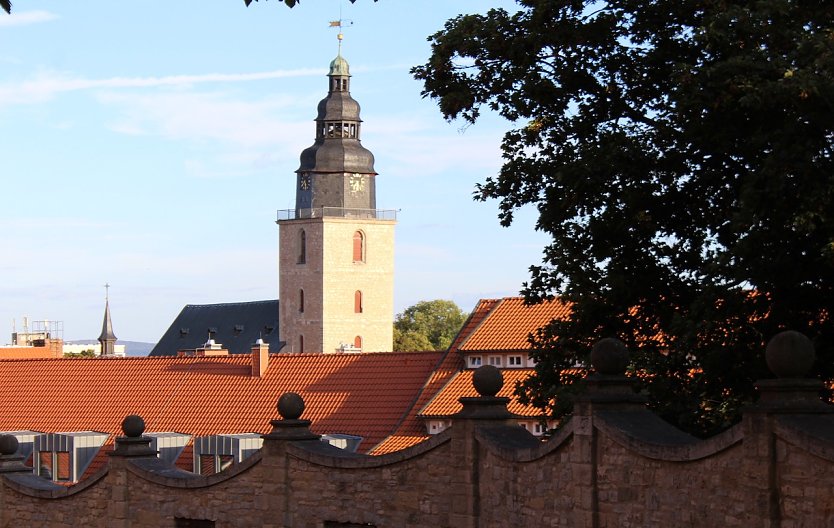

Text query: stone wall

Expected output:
[0,333,832,527]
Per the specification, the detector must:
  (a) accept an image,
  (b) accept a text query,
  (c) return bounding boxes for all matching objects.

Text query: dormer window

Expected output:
[508,355,523,368]
[35,431,109,483]
[468,356,482,368]
[488,356,502,367]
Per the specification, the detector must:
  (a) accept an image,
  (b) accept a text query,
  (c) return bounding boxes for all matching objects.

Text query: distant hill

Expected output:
[119,341,155,357]
[65,340,155,357]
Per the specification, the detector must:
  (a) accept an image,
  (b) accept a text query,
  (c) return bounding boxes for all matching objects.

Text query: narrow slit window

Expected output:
[299,289,305,313]
[298,229,306,264]
[353,231,364,262]
[354,290,363,313]
[354,335,362,349]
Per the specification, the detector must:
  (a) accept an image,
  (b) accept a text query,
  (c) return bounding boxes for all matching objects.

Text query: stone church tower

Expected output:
[277,52,395,353]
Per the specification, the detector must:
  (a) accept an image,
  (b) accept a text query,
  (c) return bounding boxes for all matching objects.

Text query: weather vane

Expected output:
[104,282,110,301]
[329,14,353,54]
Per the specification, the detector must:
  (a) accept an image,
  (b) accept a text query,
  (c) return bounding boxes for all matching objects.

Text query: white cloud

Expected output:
[0,10,58,27]
[99,90,311,156]
[0,67,325,105]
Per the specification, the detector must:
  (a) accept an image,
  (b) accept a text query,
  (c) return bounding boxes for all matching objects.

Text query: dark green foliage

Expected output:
[65,349,96,358]
[243,0,374,8]
[414,0,834,436]
[394,300,467,352]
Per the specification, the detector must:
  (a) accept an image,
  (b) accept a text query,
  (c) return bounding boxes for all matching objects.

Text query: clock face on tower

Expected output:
[349,173,365,194]
[299,174,310,191]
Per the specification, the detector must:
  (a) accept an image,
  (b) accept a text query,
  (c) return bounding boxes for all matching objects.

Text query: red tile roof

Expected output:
[0,352,441,453]
[458,297,571,352]
[368,299,499,454]
[0,346,59,359]
[418,369,544,418]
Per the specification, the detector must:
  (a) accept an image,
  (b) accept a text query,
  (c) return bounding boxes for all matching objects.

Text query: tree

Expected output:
[65,349,96,358]
[393,300,467,352]
[414,1,834,436]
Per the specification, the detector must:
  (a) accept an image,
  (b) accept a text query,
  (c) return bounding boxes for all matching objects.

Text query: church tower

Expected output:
[98,285,117,356]
[277,48,396,354]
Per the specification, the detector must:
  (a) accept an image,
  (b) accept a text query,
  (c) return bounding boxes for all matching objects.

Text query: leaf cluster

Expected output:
[415,0,834,436]
[393,300,467,352]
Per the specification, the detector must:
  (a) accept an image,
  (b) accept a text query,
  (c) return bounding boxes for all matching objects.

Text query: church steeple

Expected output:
[277,47,396,355]
[98,284,117,356]
[296,50,377,215]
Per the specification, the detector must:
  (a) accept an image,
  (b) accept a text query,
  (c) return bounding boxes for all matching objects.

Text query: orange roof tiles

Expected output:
[0,351,442,453]
[419,369,544,418]
[367,300,497,454]
[0,346,59,359]
[458,297,571,352]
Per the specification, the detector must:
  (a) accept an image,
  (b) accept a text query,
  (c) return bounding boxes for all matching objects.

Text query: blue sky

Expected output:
[0,1,548,343]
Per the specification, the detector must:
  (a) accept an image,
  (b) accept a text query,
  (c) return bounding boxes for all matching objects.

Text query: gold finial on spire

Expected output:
[329,18,353,56]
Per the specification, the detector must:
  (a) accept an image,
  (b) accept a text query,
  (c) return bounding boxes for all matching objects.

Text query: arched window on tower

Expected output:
[354,336,362,350]
[299,289,304,313]
[298,229,306,264]
[354,290,363,313]
[353,231,365,263]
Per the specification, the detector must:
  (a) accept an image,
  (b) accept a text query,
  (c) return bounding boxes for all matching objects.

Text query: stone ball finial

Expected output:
[0,435,19,456]
[278,392,305,420]
[766,330,815,378]
[590,338,629,375]
[121,415,145,438]
[473,365,503,397]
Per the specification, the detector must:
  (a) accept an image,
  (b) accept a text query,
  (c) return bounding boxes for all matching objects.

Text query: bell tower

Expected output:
[277,43,396,354]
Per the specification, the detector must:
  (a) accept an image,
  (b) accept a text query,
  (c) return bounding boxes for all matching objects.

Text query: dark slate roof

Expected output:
[149,300,281,356]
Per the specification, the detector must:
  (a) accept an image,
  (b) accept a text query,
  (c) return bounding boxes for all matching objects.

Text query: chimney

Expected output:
[251,338,269,378]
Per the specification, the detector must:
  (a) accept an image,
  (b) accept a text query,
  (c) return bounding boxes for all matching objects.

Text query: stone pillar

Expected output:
[107,415,158,528]
[571,338,644,528]
[0,435,34,527]
[740,330,832,528]
[261,392,320,528]
[447,365,516,528]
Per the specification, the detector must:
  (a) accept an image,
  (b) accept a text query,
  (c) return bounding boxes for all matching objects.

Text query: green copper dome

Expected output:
[329,55,350,77]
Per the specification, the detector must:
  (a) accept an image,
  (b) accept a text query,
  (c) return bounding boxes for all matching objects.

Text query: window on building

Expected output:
[299,335,304,354]
[219,455,234,472]
[299,289,305,313]
[298,229,306,264]
[354,336,362,349]
[55,451,71,481]
[199,454,215,476]
[534,423,545,435]
[488,356,502,367]
[469,356,482,368]
[38,451,52,479]
[353,231,365,262]
[354,290,363,313]
[508,355,523,367]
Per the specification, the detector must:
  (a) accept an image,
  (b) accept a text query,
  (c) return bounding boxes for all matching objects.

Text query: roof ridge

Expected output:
[184,299,278,308]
